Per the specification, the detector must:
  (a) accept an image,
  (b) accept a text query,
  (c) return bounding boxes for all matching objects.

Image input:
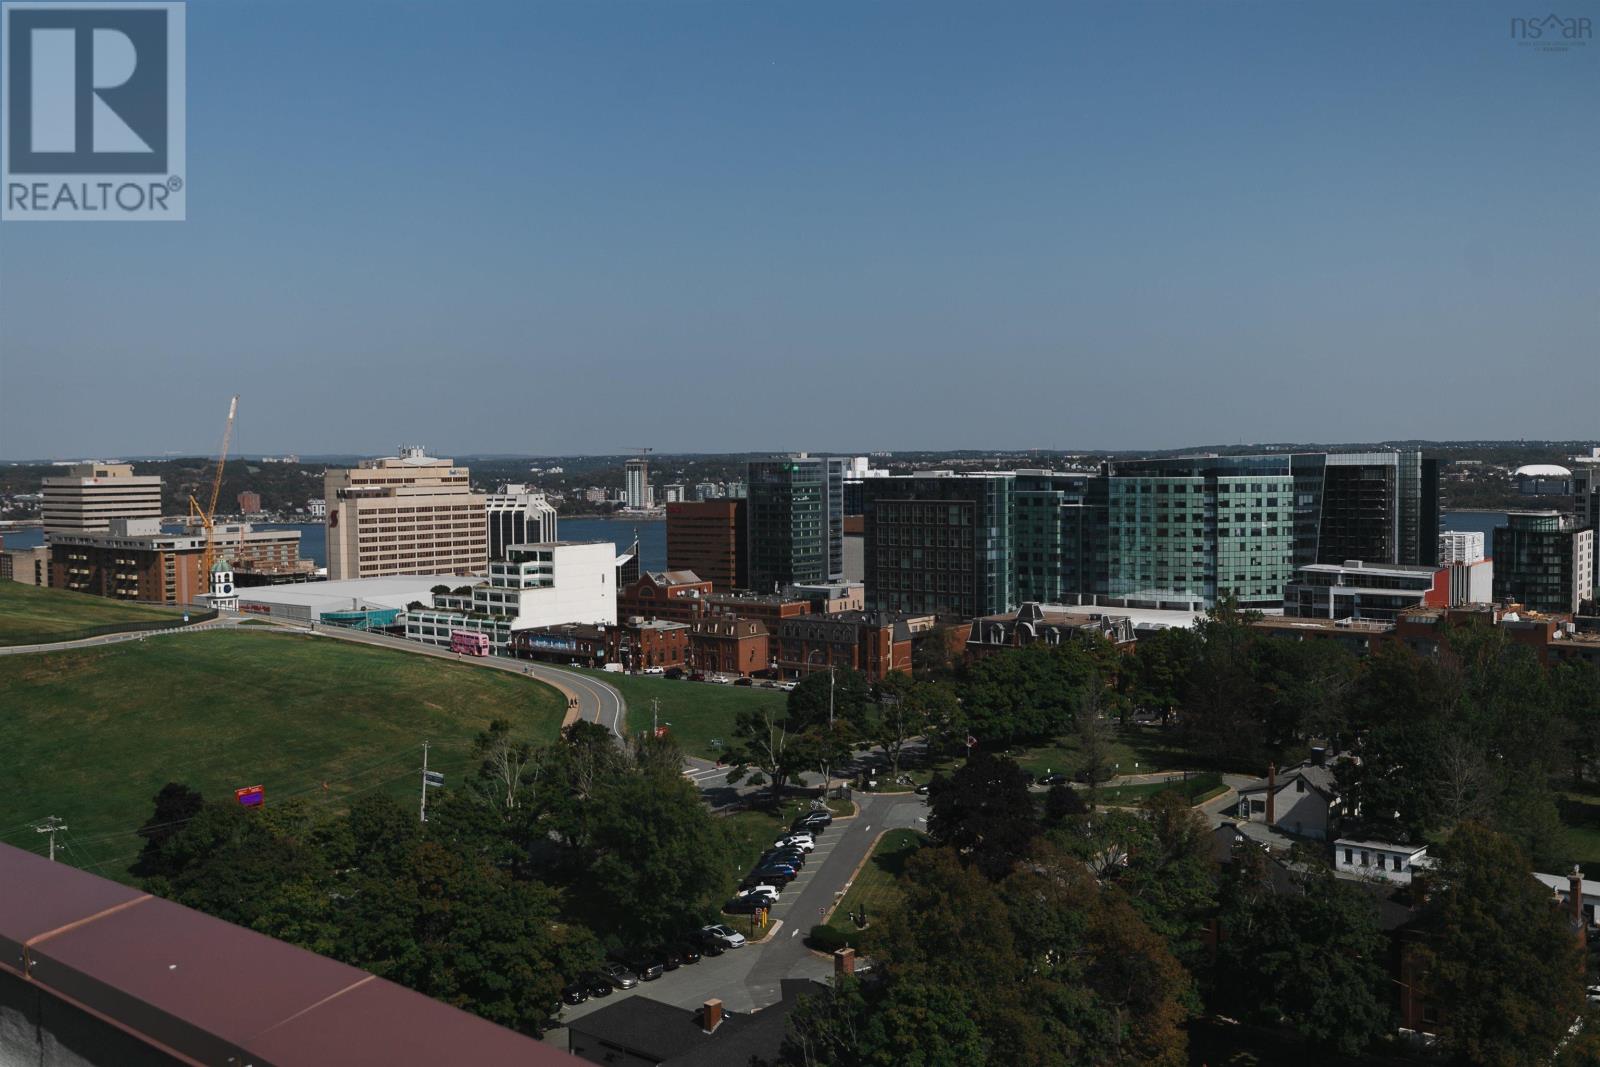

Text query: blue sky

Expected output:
[1,0,1595,459]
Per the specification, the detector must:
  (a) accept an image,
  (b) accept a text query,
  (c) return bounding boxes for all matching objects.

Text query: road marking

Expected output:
[790,929,800,937]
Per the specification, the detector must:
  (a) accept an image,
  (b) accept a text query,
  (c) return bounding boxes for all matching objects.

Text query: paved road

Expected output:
[552,791,929,1031]
[0,617,241,656]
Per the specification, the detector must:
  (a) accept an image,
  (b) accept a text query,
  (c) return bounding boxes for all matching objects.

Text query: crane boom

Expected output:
[187,394,239,582]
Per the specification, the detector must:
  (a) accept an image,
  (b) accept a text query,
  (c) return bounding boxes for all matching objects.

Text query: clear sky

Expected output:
[1,0,1595,459]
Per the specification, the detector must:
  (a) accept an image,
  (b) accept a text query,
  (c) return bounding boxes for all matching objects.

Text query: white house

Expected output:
[1235,762,1343,841]
[1334,838,1431,885]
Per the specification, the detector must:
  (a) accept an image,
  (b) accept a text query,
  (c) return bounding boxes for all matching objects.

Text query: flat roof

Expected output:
[236,575,462,613]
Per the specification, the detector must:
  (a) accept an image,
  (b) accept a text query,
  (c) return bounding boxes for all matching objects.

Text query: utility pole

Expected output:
[419,741,430,823]
[35,816,67,862]
[823,664,836,800]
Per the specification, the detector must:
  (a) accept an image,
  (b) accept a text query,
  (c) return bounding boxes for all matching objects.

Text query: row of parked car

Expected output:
[561,924,751,1004]
[722,807,834,914]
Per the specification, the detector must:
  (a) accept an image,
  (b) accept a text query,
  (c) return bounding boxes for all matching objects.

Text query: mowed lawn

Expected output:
[0,582,183,646]
[573,669,788,759]
[0,629,567,877]
[825,828,925,937]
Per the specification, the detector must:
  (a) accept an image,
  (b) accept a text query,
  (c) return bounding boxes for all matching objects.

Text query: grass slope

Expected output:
[825,828,926,939]
[0,582,182,646]
[0,629,566,877]
[573,669,787,759]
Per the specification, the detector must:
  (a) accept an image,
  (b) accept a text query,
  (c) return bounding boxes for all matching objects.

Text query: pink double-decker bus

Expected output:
[450,630,491,657]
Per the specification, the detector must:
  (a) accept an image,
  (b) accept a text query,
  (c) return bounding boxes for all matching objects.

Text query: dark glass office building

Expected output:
[746,455,845,590]
[862,472,1015,618]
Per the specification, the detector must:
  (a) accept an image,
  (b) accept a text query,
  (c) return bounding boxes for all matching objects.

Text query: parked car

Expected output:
[694,931,726,956]
[724,893,777,914]
[657,945,684,971]
[793,811,833,829]
[582,972,615,998]
[755,857,802,874]
[734,676,754,686]
[773,835,815,852]
[738,883,782,900]
[623,952,665,981]
[598,962,638,989]
[1038,772,1068,787]
[642,666,665,675]
[763,846,806,864]
[676,942,702,965]
[914,782,930,795]
[562,980,590,1005]
[750,867,798,884]
[702,924,747,949]
[665,667,684,679]
[689,672,707,682]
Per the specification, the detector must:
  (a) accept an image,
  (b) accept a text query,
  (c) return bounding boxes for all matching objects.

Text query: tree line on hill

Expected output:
[781,753,1594,1066]
[132,721,725,1035]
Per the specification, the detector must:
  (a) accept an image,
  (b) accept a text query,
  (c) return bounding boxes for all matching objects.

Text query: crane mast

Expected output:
[186,394,239,581]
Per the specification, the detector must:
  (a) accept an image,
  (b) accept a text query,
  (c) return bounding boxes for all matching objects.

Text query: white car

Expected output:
[702,924,746,949]
[739,883,782,899]
[773,835,815,852]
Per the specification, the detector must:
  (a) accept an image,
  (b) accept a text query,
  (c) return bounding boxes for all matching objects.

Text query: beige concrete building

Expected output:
[324,447,487,580]
[41,462,163,533]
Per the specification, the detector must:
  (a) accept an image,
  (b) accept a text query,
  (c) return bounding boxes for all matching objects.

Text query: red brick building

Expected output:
[618,570,713,624]
[776,611,920,682]
[703,591,812,632]
[237,490,263,515]
[666,501,746,591]
[612,618,690,672]
[689,618,770,677]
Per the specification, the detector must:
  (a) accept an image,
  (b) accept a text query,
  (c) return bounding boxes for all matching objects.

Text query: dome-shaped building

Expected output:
[1514,464,1572,496]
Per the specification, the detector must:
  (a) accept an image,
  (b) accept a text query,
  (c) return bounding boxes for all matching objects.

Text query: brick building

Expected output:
[689,618,770,676]
[776,610,922,682]
[666,501,747,591]
[619,570,713,624]
[48,520,302,605]
[237,490,263,515]
[613,617,691,672]
[703,591,812,632]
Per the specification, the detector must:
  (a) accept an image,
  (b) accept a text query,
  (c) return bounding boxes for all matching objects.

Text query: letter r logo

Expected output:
[5,5,170,173]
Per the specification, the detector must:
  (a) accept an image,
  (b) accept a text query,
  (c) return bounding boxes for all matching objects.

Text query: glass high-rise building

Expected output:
[746,455,844,590]
[862,471,1015,618]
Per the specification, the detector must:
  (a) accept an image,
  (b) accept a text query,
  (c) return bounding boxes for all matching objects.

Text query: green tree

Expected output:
[866,677,958,778]
[926,753,1038,880]
[1121,624,1196,725]
[133,782,205,877]
[1415,822,1585,1066]
[1211,845,1391,1054]
[789,668,872,730]
[721,703,816,805]
[577,771,725,946]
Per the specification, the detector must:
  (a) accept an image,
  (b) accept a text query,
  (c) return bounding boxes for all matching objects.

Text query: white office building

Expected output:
[625,459,650,510]
[485,485,558,560]
[405,540,618,651]
[1439,531,1485,564]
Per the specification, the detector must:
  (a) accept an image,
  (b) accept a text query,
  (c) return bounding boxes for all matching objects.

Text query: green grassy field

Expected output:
[0,629,567,877]
[0,582,183,646]
[573,669,787,759]
[824,828,925,940]
[1094,771,1226,807]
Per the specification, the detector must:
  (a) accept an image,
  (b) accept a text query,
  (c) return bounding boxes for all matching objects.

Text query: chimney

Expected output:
[1572,865,1587,946]
[834,947,856,976]
[1265,763,1277,826]
[702,998,724,1033]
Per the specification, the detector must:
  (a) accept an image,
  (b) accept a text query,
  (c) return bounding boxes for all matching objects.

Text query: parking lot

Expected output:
[544,790,928,1040]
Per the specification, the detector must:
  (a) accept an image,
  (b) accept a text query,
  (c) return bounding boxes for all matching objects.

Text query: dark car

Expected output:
[724,893,777,914]
[753,861,799,877]
[792,811,832,830]
[657,946,683,971]
[562,981,589,1005]
[583,972,615,998]
[1038,772,1068,787]
[734,676,754,686]
[914,782,930,795]
[677,942,702,964]
[750,867,797,885]
[626,953,666,981]
[689,671,707,682]
[762,848,806,865]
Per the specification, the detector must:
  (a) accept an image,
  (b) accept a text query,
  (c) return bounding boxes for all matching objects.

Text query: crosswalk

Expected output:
[683,763,729,786]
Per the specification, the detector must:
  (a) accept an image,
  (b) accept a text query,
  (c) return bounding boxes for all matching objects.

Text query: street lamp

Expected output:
[806,648,836,800]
